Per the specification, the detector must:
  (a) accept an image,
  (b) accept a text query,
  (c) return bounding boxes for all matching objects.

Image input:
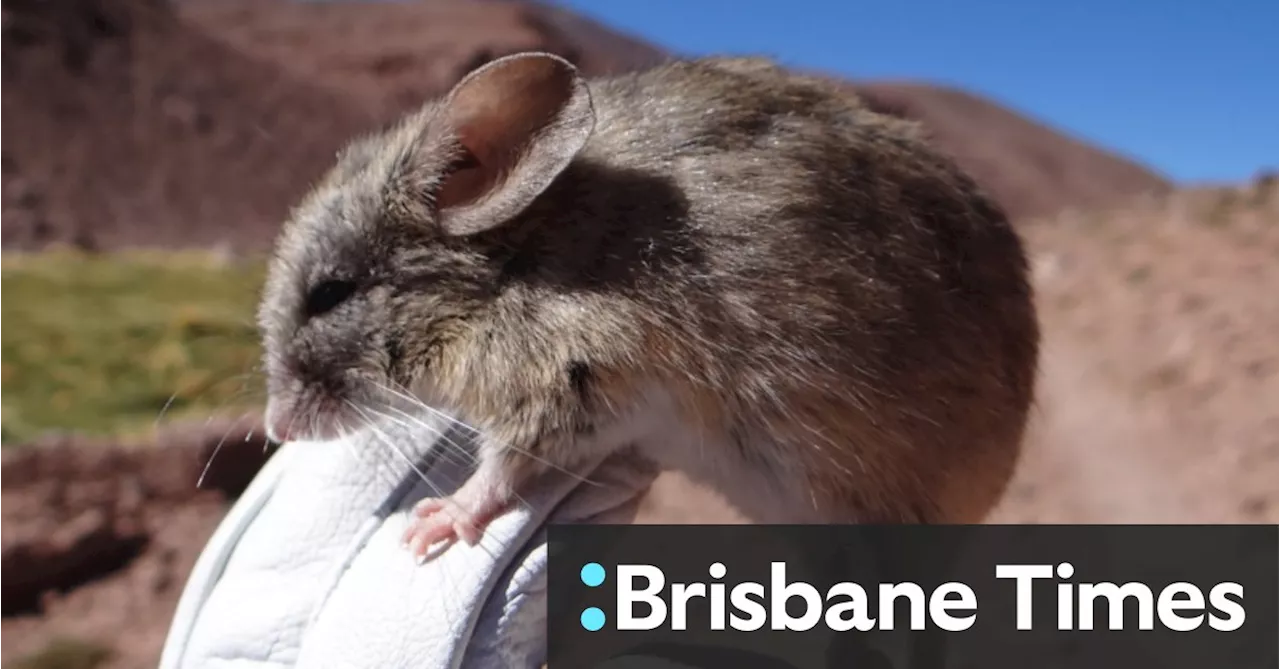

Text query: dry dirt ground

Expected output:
[2,420,274,669]
[1,0,1274,667]
[992,179,1278,524]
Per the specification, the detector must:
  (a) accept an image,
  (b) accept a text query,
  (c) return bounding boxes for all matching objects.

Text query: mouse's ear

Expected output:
[432,52,595,236]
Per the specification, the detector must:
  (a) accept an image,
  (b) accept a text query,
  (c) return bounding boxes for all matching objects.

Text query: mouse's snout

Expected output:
[263,389,351,444]
[263,386,302,444]
[260,301,388,443]
[267,325,405,444]
[264,406,297,444]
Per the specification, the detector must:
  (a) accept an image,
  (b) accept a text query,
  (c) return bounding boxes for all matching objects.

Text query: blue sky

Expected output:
[554,0,1277,184]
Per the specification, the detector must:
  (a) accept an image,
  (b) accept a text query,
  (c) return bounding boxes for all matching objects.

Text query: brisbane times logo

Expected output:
[545,525,1275,669]
[568,560,1245,634]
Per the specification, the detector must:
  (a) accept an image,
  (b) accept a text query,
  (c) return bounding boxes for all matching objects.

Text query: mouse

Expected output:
[257,52,1039,558]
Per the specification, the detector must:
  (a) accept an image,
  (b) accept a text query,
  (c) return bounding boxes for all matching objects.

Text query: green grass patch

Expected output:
[5,637,112,669]
[1,250,268,444]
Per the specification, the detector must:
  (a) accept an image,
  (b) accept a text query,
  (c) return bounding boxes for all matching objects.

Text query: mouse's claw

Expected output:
[401,504,461,560]
[402,480,514,563]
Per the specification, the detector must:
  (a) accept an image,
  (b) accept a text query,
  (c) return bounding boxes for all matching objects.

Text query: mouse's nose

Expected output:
[264,402,298,444]
[265,417,294,444]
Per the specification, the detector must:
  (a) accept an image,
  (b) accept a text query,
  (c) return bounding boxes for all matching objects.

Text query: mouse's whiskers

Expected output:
[155,364,267,435]
[347,401,447,496]
[374,382,604,489]
[373,405,478,467]
[377,381,481,435]
[196,410,257,489]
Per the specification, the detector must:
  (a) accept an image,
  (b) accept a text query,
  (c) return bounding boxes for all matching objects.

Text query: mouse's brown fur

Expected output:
[259,52,1038,529]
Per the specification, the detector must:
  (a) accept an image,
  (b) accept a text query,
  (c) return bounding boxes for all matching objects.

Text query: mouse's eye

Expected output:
[450,147,481,172]
[304,279,357,318]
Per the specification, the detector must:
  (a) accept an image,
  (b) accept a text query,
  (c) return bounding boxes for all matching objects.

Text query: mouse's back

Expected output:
[581,57,899,168]
[536,57,1040,524]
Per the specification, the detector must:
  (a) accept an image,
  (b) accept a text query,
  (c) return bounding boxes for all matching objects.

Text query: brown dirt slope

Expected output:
[852,82,1172,220]
[992,176,1278,523]
[189,0,1171,223]
[0,418,273,669]
[177,0,668,123]
[0,0,376,252]
[3,0,1170,252]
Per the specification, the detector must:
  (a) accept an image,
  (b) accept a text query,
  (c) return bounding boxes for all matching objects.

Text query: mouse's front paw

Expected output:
[401,486,514,562]
[400,499,468,559]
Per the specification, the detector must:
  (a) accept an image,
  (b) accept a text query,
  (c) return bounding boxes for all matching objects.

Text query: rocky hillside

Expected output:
[850,82,1171,222]
[992,176,1278,523]
[2,0,1169,252]
[1,0,374,251]
[177,0,668,122]
[186,0,1171,222]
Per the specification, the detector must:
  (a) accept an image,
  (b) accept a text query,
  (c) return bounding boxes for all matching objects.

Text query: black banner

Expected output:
[546,524,1277,668]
